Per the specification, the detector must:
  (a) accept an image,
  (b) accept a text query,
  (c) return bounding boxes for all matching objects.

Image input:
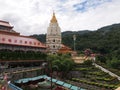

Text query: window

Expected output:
[38,43,40,45]
[8,39,12,42]
[29,41,32,44]
[14,40,17,43]
[34,42,36,45]
[25,41,27,44]
[53,39,55,42]
[53,45,55,48]
[20,40,22,43]
[2,38,5,41]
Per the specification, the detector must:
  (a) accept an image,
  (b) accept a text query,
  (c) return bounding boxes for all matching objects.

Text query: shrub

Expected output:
[96,55,107,63]
[83,60,92,66]
[71,78,117,89]
[107,58,120,69]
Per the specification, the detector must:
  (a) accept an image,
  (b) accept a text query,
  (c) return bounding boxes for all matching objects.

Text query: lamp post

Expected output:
[42,62,47,74]
[49,61,52,90]
[73,34,76,51]
[0,63,1,74]
[42,61,52,90]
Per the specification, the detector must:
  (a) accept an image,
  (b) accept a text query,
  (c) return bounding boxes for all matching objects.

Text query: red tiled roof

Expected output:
[58,44,72,53]
[60,44,72,50]
[0,20,13,28]
[0,33,46,48]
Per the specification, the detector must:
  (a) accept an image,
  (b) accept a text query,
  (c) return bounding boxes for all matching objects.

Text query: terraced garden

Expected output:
[68,61,120,90]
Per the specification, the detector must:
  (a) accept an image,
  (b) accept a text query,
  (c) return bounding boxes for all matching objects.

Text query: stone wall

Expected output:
[9,69,43,81]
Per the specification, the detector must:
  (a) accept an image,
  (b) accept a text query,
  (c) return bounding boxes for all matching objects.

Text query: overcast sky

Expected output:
[0,0,120,35]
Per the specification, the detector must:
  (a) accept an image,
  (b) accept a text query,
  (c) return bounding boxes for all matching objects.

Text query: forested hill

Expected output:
[31,23,120,56]
[31,34,46,43]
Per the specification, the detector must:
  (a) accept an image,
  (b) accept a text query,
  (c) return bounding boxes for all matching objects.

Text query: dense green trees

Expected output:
[107,58,120,69]
[47,54,74,78]
[0,49,47,60]
[62,24,120,69]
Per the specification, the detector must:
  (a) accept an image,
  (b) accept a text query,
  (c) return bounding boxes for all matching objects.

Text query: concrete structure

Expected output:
[46,12,61,54]
[0,20,46,52]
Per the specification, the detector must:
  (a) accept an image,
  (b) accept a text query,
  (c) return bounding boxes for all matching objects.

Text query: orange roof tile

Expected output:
[60,44,71,50]
[58,44,72,53]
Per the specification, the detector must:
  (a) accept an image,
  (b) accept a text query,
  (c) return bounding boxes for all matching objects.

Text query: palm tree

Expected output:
[48,54,74,78]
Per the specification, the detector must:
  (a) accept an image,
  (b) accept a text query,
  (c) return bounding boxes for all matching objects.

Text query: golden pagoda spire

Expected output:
[50,11,57,23]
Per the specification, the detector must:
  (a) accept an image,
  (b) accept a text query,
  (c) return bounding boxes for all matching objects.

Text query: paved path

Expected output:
[93,63,120,80]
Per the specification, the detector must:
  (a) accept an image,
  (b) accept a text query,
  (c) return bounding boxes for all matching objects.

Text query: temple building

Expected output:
[46,12,62,54]
[0,20,46,52]
[46,12,73,54]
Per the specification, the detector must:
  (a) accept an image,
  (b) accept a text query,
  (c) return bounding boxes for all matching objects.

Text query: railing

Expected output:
[93,63,120,80]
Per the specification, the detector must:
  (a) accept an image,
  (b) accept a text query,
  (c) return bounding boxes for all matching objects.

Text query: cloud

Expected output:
[73,0,112,12]
[0,0,120,35]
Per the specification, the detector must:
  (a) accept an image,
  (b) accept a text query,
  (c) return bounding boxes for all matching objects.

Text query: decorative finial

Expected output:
[51,11,57,23]
[53,10,54,14]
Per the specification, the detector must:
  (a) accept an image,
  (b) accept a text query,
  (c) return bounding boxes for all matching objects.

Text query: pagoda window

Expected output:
[53,39,55,42]
[53,45,55,48]
[8,39,12,42]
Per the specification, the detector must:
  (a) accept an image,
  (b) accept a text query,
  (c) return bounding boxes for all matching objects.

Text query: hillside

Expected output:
[63,24,120,51]
[31,23,120,55]
[30,34,46,43]
[31,23,120,69]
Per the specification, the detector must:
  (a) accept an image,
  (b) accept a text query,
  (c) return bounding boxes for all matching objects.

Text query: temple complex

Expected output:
[0,12,72,54]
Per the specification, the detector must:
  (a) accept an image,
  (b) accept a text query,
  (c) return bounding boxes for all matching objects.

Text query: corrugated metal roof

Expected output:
[8,83,23,90]
[52,78,57,82]
[15,75,86,90]
[70,86,78,90]
[56,80,64,85]
[63,83,72,88]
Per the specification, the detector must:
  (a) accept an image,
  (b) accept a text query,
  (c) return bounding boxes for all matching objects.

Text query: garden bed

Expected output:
[69,63,120,90]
